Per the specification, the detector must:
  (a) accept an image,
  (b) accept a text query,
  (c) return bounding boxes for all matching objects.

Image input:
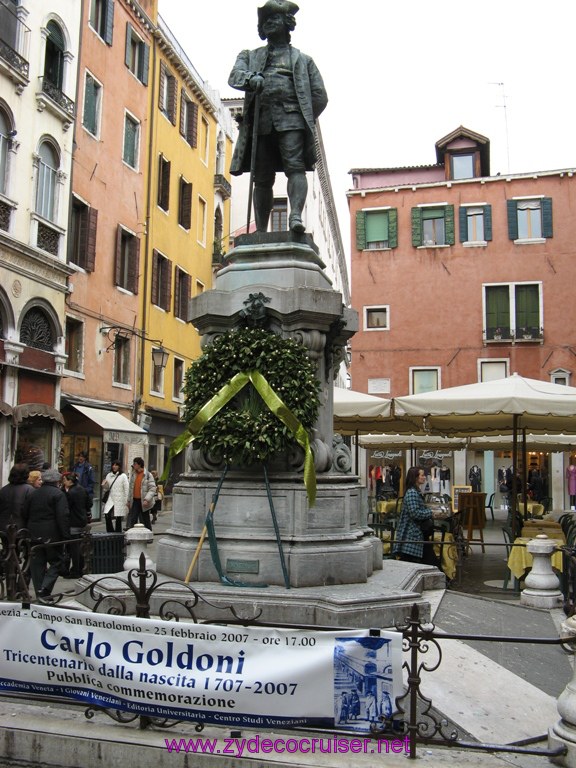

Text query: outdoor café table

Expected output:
[508,536,564,580]
[521,520,564,538]
[519,501,545,517]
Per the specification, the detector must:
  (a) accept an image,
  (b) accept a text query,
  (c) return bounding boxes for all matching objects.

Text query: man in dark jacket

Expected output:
[22,468,70,598]
[62,472,92,578]
[228,0,327,233]
[72,451,95,500]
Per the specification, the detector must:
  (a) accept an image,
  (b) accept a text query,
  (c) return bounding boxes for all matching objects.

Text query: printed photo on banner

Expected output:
[0,604,402,730]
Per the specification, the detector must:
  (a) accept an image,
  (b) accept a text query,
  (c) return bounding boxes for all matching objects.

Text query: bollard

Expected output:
[521,534,563,609]
[124,523,155,571]
[549,615,576,766]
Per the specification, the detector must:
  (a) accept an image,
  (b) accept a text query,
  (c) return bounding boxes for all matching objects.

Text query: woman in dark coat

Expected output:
[0,464,34,531]
[22,468,70,598]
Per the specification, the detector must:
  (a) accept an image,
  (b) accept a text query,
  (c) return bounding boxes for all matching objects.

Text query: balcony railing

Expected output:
[485,326,512,342]
[0,2,30,87]
[514,327,544,342]
[214,173,231,200]
[40,77,75,118]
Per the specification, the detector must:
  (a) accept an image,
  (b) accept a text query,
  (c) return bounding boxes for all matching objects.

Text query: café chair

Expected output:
[540,496,553,514]
[485,492,495,521]
[501,526,519,591]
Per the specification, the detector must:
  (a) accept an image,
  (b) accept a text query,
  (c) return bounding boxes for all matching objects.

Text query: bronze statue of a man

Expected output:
[229,0,328,234]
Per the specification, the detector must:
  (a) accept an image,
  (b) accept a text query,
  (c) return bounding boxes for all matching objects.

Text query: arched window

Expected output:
[213,206,223,258]
[35,140,59,221]
[0,109,9,196]
[45,20,65,90]
[20,307,56,351]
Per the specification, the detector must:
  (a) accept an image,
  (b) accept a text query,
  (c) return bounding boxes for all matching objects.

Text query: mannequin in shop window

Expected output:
[567,464,576,507]
[469,465,482,492]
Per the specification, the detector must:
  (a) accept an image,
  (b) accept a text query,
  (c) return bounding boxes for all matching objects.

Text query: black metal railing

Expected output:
[40,76,75,117]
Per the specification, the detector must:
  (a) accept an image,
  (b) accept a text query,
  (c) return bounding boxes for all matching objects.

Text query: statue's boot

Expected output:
[288,172,307,233]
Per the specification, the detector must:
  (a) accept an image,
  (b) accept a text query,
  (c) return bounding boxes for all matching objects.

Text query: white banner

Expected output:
[0,604,402,730]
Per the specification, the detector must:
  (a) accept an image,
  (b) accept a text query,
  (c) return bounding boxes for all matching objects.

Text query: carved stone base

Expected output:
[156,472,379,588]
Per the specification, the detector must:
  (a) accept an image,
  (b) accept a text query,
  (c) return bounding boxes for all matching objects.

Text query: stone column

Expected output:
[549,615,576,766]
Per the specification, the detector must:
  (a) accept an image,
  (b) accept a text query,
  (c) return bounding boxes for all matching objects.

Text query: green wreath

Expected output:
[182,328,320,467]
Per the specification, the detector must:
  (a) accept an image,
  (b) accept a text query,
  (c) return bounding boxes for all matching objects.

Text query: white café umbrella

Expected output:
[333,387,420,435]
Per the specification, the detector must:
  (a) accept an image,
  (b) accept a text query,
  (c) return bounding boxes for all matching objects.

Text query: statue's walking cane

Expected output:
[245,91,261,233]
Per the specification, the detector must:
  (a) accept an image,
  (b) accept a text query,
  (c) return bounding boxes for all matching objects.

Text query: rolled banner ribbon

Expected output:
[162,371,316,506]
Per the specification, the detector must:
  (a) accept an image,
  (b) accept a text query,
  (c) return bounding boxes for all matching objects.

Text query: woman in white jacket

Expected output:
[101,461,129,533]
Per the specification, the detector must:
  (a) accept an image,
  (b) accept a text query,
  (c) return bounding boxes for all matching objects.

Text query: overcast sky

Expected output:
[158,0,576,247]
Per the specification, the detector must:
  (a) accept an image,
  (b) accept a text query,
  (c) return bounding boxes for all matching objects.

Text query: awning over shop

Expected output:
[0,401,12,418]
[13,403,65,426]
[70,404,147,445]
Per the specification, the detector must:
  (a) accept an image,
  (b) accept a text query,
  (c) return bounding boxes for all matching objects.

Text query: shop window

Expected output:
[65,317,83,373]
[173,358,184,401]
[450,153,475,180]
[113,334,130,385]
[484,283,542,342]
[174,267,191,321]
[89,0,114,44]
[159,63,176,124]
[115,225,139,294]
[157,154,171,211]
[178,177,192,229]
[356,208,398,250]
[82,71,102,137]
[125,23,149,85]
[412,205,455,247]
[364,306,389,331]
[151,250,171,311]
[69,197,97,271]
[180,91,198,147]
[122,112,140,169]
[507,197,552,241]
[410,368,440,394]
[459,204,492,244]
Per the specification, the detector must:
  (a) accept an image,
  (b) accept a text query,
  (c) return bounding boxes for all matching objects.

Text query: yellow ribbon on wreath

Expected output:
[162,371,316,506]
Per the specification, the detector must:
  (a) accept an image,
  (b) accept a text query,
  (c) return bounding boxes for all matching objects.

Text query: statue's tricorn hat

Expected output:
[257,0,299,26]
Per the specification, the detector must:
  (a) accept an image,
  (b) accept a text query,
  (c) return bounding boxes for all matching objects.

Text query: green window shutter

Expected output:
[459,206,468,242]
[355,210,366,250]
[486,286,510,333]
[104,0,114,45]
[483,205,493,241]
[411,208,422,247]
[515,285,539,329]
[445,205,455,245]
[125,23,132,69]
[366,211,388,243]
[542,197,553,238]
[507,200,518,240]
[388,208,398,248]
[85,206,98,272]
[140,42,149,86]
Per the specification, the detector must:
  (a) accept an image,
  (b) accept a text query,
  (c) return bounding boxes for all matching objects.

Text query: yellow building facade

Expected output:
[140,14,233,478]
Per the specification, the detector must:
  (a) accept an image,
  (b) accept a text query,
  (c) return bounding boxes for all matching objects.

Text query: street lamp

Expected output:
[152,346,169,370]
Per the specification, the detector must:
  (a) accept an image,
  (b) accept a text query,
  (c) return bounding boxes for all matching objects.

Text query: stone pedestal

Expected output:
[520,535,563,609]
[549,615,576,765]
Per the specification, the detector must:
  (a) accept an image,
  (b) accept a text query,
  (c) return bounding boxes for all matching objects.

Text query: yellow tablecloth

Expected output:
[378,530,456,580]
[521,522,565,540]
[508,537,564,579]
[519,502,545,517]
[376,500,398,516]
